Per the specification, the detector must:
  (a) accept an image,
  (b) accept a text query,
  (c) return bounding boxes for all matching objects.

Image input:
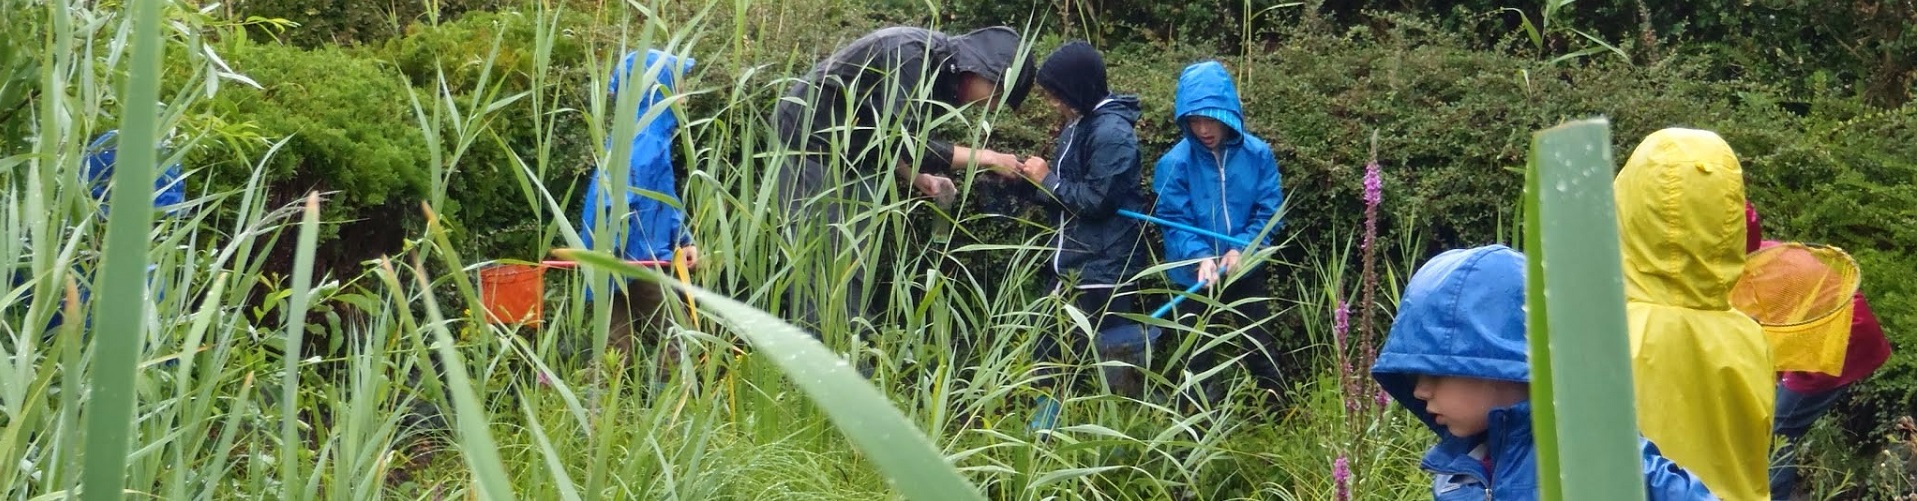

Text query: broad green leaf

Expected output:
[1525,118,1646,501]
[560,249,987,501]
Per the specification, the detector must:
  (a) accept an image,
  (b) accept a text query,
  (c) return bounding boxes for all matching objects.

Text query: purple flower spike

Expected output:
[1362,162,1383,207]
[1333,455,1352,501]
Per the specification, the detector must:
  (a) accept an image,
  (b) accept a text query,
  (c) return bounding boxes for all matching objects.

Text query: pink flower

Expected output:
[536,370,553,387]
[1333,300,1350,342]
[1361,161,1383,208]
[1333,455,1352,501]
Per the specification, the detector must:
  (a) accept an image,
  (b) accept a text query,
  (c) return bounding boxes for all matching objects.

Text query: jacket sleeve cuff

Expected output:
[920,140,955,174]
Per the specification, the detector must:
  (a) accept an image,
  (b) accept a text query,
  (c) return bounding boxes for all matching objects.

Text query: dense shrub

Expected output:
[193,38,431,221]
[232,0,510,47]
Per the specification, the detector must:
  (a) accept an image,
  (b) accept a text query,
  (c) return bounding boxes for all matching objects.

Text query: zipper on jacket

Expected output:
[1051,97,1117,280]
[1052,117,1080,277]
[1211,147,1233,257]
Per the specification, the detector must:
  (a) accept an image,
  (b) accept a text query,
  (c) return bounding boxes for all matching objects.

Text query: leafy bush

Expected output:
[232,0,508,47]
[193,37,431,228]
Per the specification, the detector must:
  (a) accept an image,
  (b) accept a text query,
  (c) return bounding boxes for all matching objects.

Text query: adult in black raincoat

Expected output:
[772,26,1037,332]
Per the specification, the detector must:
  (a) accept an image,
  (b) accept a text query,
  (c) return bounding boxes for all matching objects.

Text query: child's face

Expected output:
[956,73,1001,110]
[1412,375,1529,438]
[1040,87,1074,118]
[1187,116,1228,149]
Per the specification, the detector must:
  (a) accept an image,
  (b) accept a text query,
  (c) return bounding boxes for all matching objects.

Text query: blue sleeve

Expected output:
[579,172,605,251]
[1030,123,1137,217]
[1152,152,1208,263]
[1231,147,1282,248]
[154,163,185,214]
[1639,439,1719,500]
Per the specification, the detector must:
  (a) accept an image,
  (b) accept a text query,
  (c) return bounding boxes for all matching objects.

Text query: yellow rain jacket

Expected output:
[1615,128,1775,501]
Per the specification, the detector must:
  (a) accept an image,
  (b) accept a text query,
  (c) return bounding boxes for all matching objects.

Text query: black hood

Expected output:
[950,26,1035,109]
[1036,41,1108,115]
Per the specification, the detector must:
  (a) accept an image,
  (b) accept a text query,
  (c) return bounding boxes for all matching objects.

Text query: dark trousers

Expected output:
[1171,267,1283,394]
[1033,285,1139,389]
[775,155,886,336]
[607,280,679,380]
[1769,383,1849,500]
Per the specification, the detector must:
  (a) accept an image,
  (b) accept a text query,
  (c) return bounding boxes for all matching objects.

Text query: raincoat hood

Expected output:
[1036,41,1108,115]
[1616,129,1773,501]
[613,49,695,135]
[1173,61,1246,146]
[1089,94,1142,123]
[1614,128,1747,310]
[950,26,1036,110]
[1372,245,1529,435]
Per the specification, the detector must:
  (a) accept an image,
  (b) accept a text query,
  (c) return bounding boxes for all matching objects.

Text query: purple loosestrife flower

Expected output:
[1334,299,1361,415]
[1362,162,1383,207]
[1333,455,1352,501]
[1358,160,1384,387]
[1333,300,1351,342]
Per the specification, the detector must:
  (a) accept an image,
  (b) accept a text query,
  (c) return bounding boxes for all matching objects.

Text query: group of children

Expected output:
[1373,128,1893,500]
[588,26,1889,501]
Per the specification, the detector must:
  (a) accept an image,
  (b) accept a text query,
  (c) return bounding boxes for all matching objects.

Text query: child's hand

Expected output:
[1019,156,1050,183]
[1197,257,1219,286]
[1221,249,1242,273]
[914,173,958,207]
[985,154,1023,179]
[678,246,699,269]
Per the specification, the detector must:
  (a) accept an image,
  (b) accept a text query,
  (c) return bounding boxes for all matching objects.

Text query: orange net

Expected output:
[1729,243,1860,375]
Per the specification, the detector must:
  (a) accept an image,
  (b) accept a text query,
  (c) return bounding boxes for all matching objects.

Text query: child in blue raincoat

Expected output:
[1370,245,1717,500]
[19,130,187,328]
[579,49,697,356]
[1151,60,1286,402]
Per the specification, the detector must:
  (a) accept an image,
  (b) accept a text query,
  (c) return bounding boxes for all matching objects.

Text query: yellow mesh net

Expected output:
[1729,243,1860,375]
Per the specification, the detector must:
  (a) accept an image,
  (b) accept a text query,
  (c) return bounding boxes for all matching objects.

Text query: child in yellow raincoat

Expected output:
[1614,128,1774,501]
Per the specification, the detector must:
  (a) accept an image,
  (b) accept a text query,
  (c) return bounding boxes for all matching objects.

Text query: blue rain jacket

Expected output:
[36,130,187,328]
[83,130,187,214]
[1370,245,1718,500]
[1151,61,1282,287]
[581,49,695,263]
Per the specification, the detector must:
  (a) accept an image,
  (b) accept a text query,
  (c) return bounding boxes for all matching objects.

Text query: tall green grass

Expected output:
[2,0,1459,499]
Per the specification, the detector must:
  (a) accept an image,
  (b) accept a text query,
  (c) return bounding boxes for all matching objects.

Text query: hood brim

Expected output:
[951,27,1035,109]
[1173,61,1247,143]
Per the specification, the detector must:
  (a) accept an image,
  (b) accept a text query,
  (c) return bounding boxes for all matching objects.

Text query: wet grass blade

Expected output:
[280,193,321,500]
[414,208,516,501]
[81,0,164,498]
[559,249,987,501]
[1525,118,1645,501]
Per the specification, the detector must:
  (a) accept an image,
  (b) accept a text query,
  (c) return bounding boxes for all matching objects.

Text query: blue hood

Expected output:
[1173,61,1246,145]
[1371,245,1530,434]
[612,49,695,135]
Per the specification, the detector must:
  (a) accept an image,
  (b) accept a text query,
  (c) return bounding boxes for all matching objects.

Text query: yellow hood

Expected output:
[1614,128,1774,500]
[1614,128,1748,310]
